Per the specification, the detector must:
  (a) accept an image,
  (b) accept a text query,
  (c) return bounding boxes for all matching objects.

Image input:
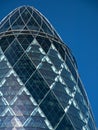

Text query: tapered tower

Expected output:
[0,6,96,130]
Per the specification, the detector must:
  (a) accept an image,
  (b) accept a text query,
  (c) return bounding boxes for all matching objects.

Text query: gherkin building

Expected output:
[0,6,96,130]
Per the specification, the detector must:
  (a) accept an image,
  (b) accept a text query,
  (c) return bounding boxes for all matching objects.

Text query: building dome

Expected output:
[0,5,96,130]
[0,6,60,40]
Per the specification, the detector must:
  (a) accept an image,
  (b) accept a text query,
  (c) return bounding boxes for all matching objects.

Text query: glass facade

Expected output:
[0,5,96,130]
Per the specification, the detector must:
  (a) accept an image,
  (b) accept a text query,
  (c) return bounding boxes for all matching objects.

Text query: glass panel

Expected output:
[88,117,96,130]
[14,53,36,83]
[27,6,33,15]
[75,92,88,118]
[0,55,10,82]
[52,80,72,108]
[66,47,78,68]
[47,45,63,71]
[60,67,71,78]
[78,78,88,105]
[27,16,40,30]
[36,36,51,53]
[26,71,49,104]
[0,98,6,106]
[20,6,25,14]
[66,55,77,81]
[62,75,76,93]
[53,41,65,60]
[12,17,25,30]
[0,116,13,127]
[0,35,15,52]
[17,34,33,50]
[21,8,31,23]
[0,20,10,33]
[41,21,53,35]
[0,73,22,103]
[26,41,45,66]
[56,115,74,130]
[5,40,24,66]
[67,103,85,129]
[10,10,20,25]
[33,11,41,25]
[38,59,57,86]
[40,91,64,128]
[0,59,9,72]
[42,16,53,33]
[26,116,48,128]
[12,91,36,116]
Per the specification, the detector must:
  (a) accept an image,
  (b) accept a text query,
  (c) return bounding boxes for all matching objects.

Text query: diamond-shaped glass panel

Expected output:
[26,71,49,104]
[14,53,36,83]
[5,40,24,66]
[40,91,64,128]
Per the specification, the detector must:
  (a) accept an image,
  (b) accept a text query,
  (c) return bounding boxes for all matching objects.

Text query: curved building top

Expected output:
[0,5,78,69]
[0,5,96,130]
[0,6,61,40]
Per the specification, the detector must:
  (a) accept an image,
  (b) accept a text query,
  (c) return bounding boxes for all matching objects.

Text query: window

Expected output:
[36,36,51,53]
[53,41,65,60]
[33,11,41,25]
[5,40,24,66]
[0,35,15,51]
[17,35,33,50]
[66,55,77,81]
[26,71,49,104]
[40,91,64,128]
[14,53,36,83]
[56,115,74,130]
[21,9,31,23]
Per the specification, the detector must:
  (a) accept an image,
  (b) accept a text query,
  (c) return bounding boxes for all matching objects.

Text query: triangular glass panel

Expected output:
[52,80,71,108]
[40,91,64,128]
[27,16,40,30]
[0,20,10,33]
[0,35,15,51]
[33,11,41,25]
[5,39,24,66]
[0,106,7,116]
[0,73,23,103]
[47,44,63,71]
[0,58,9,69]
[12,101,35,116]
[56,115,74,130]
[10,10,20,25]
[0,52,11,82]
[11,116,23,127]
[5,110,13,116]
[38,56,58,86]
[23,26,28,30]
[12,17,25,30]
[14,53,36,83]
[27,6,33,15]
[25,70,49,104]
[17,91,34,106]
[21,8,31,24]
[36,36,51,53]
[12,90,36,116]
[26,116,49,129]
[0,37,9,52]
[17,34,34,50]
[20,6,26,14]
[0,97,6,106]
[53,41,65,60]
[0,114,14,127]
[16,115,30,125]
[26,39,45,67]
[41,21,53,35]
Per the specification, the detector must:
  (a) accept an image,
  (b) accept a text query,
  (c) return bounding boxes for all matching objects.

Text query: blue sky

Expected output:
[0,0,98,127]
